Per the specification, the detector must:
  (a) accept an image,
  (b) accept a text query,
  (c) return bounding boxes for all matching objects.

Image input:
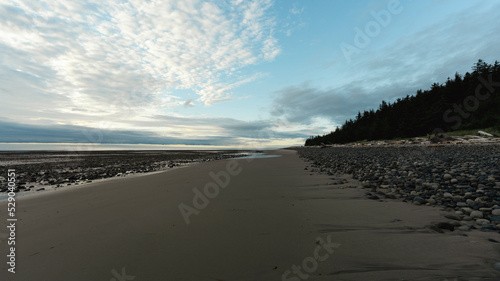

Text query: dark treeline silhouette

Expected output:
[305,59,500,145]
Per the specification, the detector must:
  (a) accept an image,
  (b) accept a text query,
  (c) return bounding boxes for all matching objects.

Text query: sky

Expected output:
[1,0,499,150]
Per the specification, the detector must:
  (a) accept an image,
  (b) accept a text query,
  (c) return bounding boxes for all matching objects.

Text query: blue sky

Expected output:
[1,0,499,149]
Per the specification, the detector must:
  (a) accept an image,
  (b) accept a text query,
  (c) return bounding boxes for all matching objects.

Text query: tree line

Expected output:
[305,59,500,145]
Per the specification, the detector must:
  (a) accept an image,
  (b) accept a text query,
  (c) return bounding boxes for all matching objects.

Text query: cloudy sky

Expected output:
[1,0,499,149]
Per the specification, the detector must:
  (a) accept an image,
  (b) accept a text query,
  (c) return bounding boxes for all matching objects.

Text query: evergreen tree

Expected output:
[305,60,500,146]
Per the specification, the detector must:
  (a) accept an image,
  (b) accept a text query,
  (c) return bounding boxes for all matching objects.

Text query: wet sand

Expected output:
[1,149,499,280]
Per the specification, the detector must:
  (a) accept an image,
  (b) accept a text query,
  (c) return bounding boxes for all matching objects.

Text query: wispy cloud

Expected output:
[0,0,280,121]
[2,0,499,148]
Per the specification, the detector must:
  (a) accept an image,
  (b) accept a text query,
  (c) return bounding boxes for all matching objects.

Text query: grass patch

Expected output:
[445,127,499,137]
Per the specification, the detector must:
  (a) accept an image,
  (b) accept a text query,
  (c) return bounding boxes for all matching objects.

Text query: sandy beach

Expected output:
[1,149,499,280]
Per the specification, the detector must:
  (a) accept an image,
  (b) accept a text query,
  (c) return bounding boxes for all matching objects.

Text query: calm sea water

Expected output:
[0,143,281,151]
[232,153,281,159]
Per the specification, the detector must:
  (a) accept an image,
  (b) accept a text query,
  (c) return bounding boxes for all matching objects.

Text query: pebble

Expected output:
[470,211,484,219]
[385,193,397,199]
[481,224,498,232]
[297,145,500,233]
[461,207,473,214]
[476,218,490,224]
[445,214,461,221]
[413,196,427,204]
[0,151,246,194]
[457,225,472,231]
[427,198,436,205]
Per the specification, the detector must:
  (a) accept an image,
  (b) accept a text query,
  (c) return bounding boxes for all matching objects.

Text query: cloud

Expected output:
[274,1,500,127]
[183,99,195,108]
[0,115,307,147]
[0,0,280,124]
[149,114,306,139]
[290,4,304,15]
[271,82,386,125]
[345,1,500,81]
[281,1,305,37]
[0,119,245,146]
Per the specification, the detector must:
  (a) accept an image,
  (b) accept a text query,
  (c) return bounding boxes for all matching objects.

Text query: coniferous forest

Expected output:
[305,60,500,146]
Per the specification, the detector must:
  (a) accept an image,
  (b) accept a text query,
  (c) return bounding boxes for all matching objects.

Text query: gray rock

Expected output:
[445,214,461,221]
[481,224,497,232]
[476,218,490,224]
[385,193,397,199]
[436,222,455,231]
[457,202,468,207]
[492,209,500,216]
[457,225,472,231]
[470,210,483,219]
[413,196,427,204]
[444,174,453,180]
[461,207,473,214]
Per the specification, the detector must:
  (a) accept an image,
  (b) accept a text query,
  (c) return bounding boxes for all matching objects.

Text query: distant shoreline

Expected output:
[0,150,250,198]
[0,143,287,151]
